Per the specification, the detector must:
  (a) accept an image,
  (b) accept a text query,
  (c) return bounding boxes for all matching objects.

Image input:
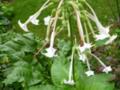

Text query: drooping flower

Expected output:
[18,20,29,32]
[29,15,39,25]
[43,31,56,58]
[88,12,117,44]
[79,54,87,62]
[64,51,75,85]
[18,14,39,32]
[85,70,94,77]
[64,79,75,86]
[44,47,56,58]
[79,43,92,53]
[102,66,112,74]
[44,16,51,26]
[91,53,112,74]
[85,57,94,77]
[87,7,110,35]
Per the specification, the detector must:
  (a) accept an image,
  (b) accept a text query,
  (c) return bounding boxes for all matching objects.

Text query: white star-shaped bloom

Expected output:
[44,16,51,26]
[18,20,29,32]
[43,47,56,58]
[79,43,92,53]
[29,15,39,25]
[102,66,112,74]
[85,70,94,77]
[64,79,75,85]
[79,54,87,62]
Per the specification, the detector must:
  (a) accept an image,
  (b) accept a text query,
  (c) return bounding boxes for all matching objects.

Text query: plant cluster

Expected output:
[0,0,119,90]
[18,0,117,82]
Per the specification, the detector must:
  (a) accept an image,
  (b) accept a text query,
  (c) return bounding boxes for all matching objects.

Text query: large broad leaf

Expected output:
[51,55,69,86]
[76,74,114,90]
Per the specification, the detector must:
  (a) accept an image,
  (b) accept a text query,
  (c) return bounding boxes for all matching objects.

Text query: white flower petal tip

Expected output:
[79,54,86,62]
[79,43,92,53]
[102,66,112,74]
[44,16,51,26]
[29,16,39,25]
[18,20,29,32]
[85,70,94,77]
[95,34,110,40]
[64,79,75,85]
[100,27,110,34]
[105,35,117,45]
[43,47,56,58]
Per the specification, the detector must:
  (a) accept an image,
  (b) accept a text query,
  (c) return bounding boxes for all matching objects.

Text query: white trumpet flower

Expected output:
[44,16,51,26]
[44,47,56,58]
[79,43,92,53]
[18,20,29,32]
[43,31,56,58]
[102,66,112,74]
[91,53,112,74]
[85,57,94,77]
[79,54,87,62]
[88,13,117,44]
[64,79,75,86]
[85,70,94,77]
[87,8,110,35]
[29,15,39,25]
[18,14,39,32]
[64,50,75,86]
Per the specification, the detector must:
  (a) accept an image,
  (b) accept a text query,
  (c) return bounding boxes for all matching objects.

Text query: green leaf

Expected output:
[76,73,114,90]
[51,55,69,86]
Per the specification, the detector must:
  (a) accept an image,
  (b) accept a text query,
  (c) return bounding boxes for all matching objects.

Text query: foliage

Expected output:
[0,32,115,90]
[0,3,14,33]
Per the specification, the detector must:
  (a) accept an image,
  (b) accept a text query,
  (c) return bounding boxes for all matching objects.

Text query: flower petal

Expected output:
[44,16,51,26]
[18,20,29,32]
[64,79,75,85]
[102,66,112,73]
[43,47,56,58]
[29,15,39,25]
[85,70,94,77]
[79,43,92,53]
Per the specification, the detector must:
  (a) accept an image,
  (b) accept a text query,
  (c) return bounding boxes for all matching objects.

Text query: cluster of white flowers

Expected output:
[18,0,117,86]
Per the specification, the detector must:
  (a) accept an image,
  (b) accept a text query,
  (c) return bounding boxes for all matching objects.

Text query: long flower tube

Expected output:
[85,57,94,77]
[90,53,112,74]
[18,0,51,32]
[43,0,64,58]
[85,2,110,34]
[85,2,117,43]
[70,1,85,46]
[86,2,117,45]
[43,31,56,58]
[64,46,75,85]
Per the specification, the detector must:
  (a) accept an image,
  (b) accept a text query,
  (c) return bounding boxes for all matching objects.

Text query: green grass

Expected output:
[11,0,117,37]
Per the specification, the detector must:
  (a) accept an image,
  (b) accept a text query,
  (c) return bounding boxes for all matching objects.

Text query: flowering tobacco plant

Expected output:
[18,0,117,86]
